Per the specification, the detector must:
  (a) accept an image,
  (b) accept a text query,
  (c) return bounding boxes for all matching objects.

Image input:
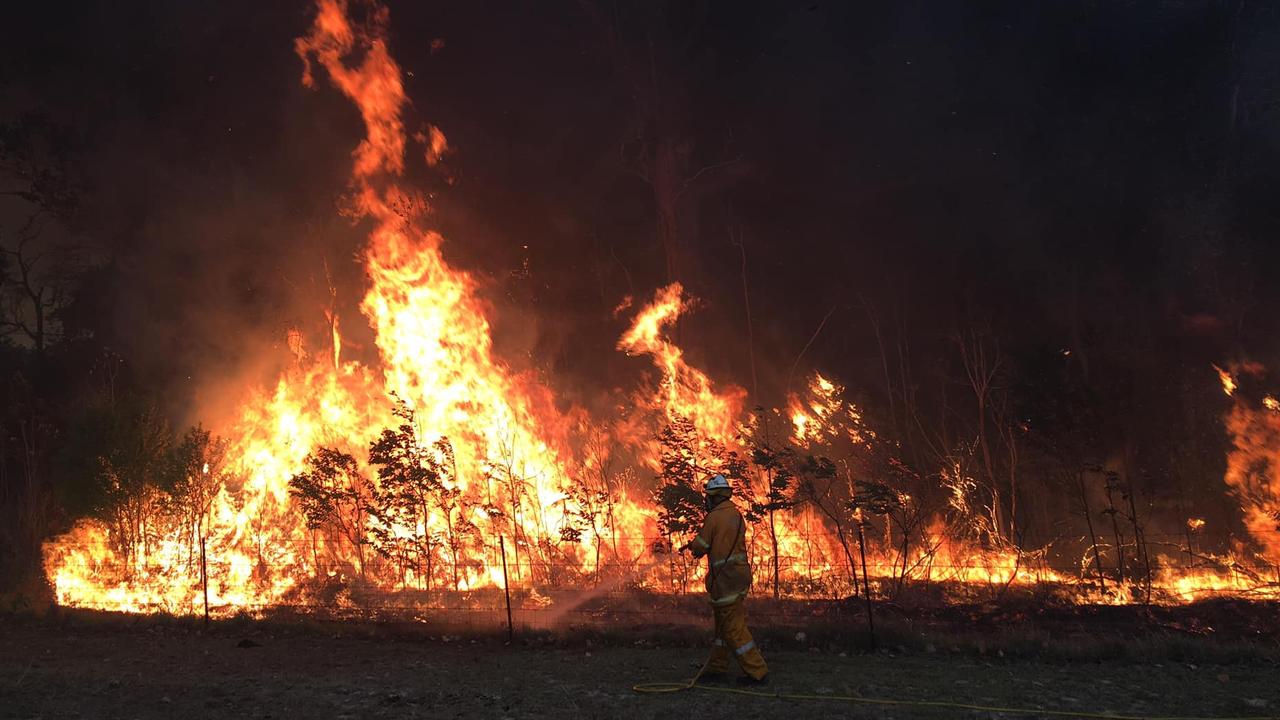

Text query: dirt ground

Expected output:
[3,617,1278,720]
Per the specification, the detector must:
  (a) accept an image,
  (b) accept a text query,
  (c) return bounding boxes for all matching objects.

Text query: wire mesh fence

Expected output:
[41,524,1280,625]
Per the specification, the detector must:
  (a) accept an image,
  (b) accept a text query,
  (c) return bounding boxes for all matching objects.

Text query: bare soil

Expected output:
[3,612,1279,720]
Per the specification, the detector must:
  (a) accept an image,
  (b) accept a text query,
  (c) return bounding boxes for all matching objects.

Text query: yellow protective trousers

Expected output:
[705,597,768,679]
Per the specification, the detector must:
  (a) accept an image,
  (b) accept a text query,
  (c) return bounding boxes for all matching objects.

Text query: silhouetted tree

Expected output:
[366,398,474,591]
[289,447,373,578]
[168,426,229,569]
[652,415,745,537]
[367,399,443,588]
[743,411,798,599]
[651,415,745,591]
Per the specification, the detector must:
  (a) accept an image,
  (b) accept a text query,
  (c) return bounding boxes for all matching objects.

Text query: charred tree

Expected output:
[289,447,373,579]
[745,414,798,600]
[796,455,860,597]
[1102,470,1127,585]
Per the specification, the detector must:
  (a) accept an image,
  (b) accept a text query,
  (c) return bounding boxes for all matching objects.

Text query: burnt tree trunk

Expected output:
[769,508,780,600]
[1077,471,1107,592]
[1126,487,1153,604]
[1103,476,1127,584]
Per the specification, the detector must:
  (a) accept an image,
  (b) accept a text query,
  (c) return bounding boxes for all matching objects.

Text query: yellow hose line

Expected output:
[632,677,1278,720]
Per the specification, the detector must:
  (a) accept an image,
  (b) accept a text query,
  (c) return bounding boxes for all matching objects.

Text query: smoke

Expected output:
[537,553,669,628]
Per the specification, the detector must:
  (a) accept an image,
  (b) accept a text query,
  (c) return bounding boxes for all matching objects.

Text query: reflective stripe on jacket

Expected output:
[690,500,751,604]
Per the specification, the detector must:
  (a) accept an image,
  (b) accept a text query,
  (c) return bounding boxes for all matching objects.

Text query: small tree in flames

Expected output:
[570,425,628,583]
[289,446,373,579]
[430,439,477,592]
[651,415,746,591]
[87,398,177,572]
[742,410,800,599]
[366,397,474,591]
[366,399,442,589]
[168,426,230,569]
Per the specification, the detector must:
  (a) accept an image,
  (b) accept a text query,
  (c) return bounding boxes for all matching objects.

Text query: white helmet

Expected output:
[704,474,731,494]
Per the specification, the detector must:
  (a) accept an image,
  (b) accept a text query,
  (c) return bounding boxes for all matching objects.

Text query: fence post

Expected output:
[499,535,514,643]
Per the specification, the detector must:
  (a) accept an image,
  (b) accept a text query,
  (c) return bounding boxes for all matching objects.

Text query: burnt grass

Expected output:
[3,595,1280,719]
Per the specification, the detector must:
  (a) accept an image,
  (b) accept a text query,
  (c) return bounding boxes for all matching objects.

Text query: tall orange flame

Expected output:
[617,283,745,445]
[1222,389,1280,564]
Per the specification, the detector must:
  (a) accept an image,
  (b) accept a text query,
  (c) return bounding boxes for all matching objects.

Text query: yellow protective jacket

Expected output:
[689,499,752,605]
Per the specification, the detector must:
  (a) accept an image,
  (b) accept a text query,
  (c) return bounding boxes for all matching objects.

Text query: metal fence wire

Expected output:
[42,525,1280,622]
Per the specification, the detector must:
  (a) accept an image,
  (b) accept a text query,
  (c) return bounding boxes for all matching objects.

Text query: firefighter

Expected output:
[681,474,769,685]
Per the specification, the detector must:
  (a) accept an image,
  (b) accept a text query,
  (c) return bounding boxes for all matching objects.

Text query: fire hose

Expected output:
[632,658,1278,720]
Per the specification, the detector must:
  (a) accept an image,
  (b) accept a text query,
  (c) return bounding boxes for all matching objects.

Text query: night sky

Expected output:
[6,1,1280,528]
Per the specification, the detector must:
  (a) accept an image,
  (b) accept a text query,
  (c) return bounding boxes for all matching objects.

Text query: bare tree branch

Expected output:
[787,304,838,395]
[678,157,742,198]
